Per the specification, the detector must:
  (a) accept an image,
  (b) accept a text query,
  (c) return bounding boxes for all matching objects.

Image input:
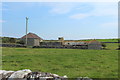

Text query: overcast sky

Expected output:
[1,2,118,40]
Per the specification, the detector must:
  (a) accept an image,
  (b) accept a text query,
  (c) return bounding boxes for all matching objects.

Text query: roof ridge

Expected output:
[30,33,36,38]
[21,32,43,40]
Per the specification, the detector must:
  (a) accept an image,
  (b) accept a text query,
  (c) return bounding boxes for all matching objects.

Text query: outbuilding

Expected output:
[21,32,43,46]
[63,40,102,49]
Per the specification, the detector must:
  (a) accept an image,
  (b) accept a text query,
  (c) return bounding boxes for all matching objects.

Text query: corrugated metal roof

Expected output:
[21,32,43,40]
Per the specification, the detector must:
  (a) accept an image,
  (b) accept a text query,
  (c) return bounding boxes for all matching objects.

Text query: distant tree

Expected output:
[2,37,10,43]
[9,38,16,43]
[118,39,120,43]
[102,43,106,49]
[2,37,16,43]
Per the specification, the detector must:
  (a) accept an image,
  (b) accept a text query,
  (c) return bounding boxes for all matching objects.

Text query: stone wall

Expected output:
[0,43,25,47]
[88,41,102,50]
[40,42,62,47]
[0,69,67,80]
[22,38,40,46]
[0,69,93,80]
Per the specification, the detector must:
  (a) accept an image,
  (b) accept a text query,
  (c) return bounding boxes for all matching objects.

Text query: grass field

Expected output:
[79,39,119,42]
[105,43,118,50]
[2,43,118,78]
[45,39,119,42]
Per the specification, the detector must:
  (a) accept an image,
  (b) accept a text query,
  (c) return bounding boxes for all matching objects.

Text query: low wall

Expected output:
[0,43,25,47]
[33,45,88,49]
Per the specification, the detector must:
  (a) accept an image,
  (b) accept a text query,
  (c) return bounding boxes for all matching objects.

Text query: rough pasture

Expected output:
[2,45,118,78]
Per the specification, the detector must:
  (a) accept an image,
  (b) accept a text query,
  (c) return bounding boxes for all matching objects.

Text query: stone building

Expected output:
[39,37,102,49]
[87,40,102,49]
[63,40,102,49]
[21,33,102,49]
[21,32,43,46]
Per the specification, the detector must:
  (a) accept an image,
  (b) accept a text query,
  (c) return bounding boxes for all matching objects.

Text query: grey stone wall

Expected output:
[22,38,40,46]
[88,41,102,50]
[40,42,62,47]
[34,39,40,46]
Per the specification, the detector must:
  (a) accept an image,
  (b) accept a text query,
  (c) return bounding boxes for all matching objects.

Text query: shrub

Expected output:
[102,43,107,49]
[17,40,25,45]
[2,37,16,43]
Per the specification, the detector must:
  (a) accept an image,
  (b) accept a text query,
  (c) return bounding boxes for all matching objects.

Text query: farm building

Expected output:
[21,32,43,46]
[39,37,102,49]
[63,39,102,49]
[21,33,102,49]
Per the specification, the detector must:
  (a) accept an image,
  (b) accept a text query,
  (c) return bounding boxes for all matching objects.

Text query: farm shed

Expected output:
[63,40,102,50]
[87,40,102,49]
[21,32,43,46]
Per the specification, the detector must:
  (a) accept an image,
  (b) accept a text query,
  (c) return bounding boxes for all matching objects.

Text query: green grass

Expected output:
[78,39,118,42]
[97,39,118,42]
[2,45,118,78]
[43,38,119,42]
[105,43,118,50]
